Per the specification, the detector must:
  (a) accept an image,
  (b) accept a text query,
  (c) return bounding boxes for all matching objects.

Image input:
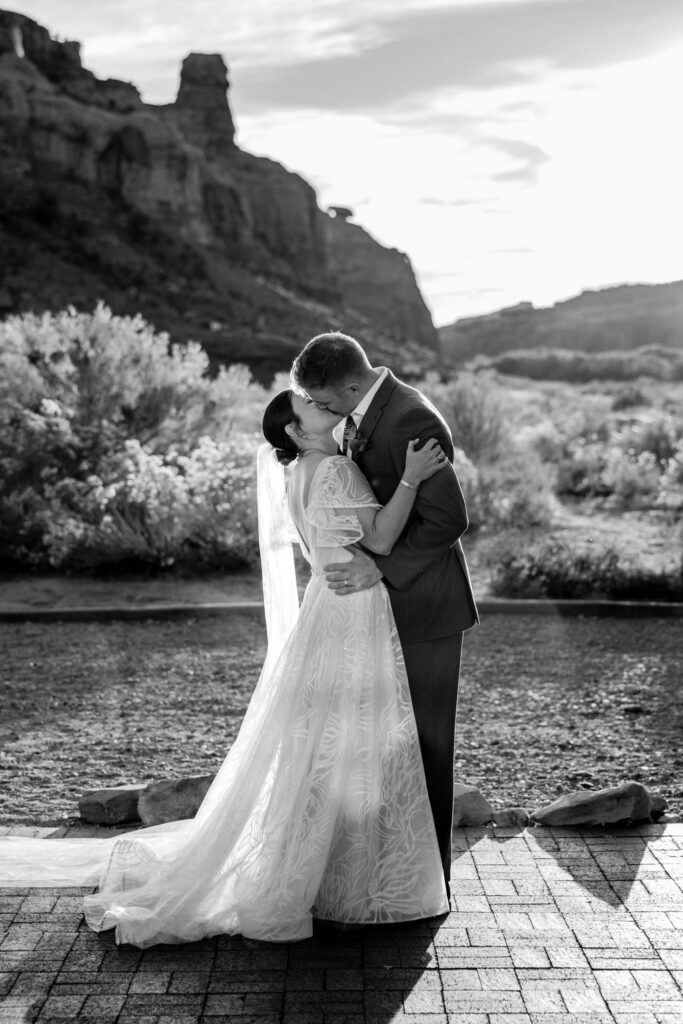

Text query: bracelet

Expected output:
[399,478,418,490]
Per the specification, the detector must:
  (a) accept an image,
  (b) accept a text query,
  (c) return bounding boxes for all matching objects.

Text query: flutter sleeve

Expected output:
[305,455,380,547]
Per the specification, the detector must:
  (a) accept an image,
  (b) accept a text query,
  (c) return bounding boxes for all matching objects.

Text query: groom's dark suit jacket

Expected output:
[354,370,478,643]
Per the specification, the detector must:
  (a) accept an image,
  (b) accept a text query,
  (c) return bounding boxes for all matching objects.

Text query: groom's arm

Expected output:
[373,408,469,591]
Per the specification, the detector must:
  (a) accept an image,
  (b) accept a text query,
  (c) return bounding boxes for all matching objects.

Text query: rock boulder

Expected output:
[171,52,235,159]
[78,784,144,825]
[530,781,666,827]
[324,212,439,354]
[492,807,531,828]
[138,774,216,826]
[452,783,494,827]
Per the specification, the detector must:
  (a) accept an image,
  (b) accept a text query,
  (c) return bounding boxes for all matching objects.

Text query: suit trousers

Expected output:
[401,633,463,890]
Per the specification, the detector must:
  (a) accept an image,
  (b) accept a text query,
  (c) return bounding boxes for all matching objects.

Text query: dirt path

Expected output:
[0,570,264,611]
[550,502,676,569]
[1,613,680,827]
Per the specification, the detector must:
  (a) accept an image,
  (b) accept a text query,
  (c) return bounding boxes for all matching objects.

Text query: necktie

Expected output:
[342,415,357,456]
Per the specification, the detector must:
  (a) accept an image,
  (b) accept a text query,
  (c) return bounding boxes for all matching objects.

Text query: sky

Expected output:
[10,0,683,325]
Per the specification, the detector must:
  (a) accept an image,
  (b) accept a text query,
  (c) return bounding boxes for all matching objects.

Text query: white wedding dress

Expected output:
[0,451,448,946]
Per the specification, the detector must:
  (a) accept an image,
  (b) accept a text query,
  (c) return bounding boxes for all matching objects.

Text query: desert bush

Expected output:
[619,417,680,467]
[658,440,683,511]
[514,420,565,464]
[0,303,267,452]
[0,305,265,570]
[611,384,649,411]
[41,437,258,572]
[478,346,683,383]
[465,451,555,533]
[561,393,613,444]
[417,372,557,530]
[555,440,611,498]
[555,440,664,509]
[600,448,661,507]
[490,537,683,601]
[551,401,680,508]
[449,447,479,500]
[419,371,510,464]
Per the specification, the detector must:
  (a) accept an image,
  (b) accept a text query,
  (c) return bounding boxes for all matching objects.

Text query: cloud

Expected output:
[13,0,683,113]
[499,98,545,115]
[237,0,683,113]
[376,108,482,134]
[420,196,493,208]
[485,137,550,183]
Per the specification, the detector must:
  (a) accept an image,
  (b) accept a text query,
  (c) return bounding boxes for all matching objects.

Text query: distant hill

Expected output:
[0,10,438,381]
[438,281,683,365]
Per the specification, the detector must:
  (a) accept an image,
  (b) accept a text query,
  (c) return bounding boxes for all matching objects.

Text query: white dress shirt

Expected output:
[333,367,388,453]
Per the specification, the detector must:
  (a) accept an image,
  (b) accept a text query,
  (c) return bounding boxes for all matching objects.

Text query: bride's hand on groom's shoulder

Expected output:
[403,437,447,486]
[324,545,382,596]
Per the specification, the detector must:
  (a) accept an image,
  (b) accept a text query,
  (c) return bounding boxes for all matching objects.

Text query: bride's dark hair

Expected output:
[262,389,302,466]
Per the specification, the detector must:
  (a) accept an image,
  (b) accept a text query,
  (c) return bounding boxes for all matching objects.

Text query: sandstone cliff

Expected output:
[324,212,437,367]
[0,10,438,379]
[439,281,683,366]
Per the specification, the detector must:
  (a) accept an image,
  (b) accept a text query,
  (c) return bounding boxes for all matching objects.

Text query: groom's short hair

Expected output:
[291,332,370,390]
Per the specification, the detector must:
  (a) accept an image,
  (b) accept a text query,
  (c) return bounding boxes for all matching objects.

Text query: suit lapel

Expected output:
[352,370,398,458]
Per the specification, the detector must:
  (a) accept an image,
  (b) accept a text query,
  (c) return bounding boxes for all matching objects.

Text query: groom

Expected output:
[291,332,478,897]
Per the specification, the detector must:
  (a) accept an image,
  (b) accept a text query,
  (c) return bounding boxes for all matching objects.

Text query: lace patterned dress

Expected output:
[0,455,448,946]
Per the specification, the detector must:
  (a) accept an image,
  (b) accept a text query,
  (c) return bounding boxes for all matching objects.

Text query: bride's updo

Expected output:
[262,389,301,466]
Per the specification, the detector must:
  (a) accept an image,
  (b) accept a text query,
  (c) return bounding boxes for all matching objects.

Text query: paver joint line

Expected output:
[3,825,683,1021]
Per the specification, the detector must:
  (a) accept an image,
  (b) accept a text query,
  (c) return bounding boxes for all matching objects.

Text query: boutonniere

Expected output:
[348,433,370,460]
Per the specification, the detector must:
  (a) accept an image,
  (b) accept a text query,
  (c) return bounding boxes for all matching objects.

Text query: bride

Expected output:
[0,389,450,946]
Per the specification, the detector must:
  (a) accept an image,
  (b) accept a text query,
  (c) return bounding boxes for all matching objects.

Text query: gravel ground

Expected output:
[0,612,681,826]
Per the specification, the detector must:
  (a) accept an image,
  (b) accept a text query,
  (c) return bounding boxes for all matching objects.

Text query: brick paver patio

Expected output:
[1,822,682,1023]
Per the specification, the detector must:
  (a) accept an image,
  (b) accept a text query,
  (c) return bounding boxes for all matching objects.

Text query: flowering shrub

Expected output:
[561,394,613,444]
[41,437,258,572]
[600,448,661,507]
[513,421,565,465]
[0,303,268,450]
[620,417,679,466]
[555,443,610,498]
[466,451,555,533]
[553,411,680,509]
[0,305,265,571]
[658,440,683,511]
[2,306,678,573]
[416,372,556,532]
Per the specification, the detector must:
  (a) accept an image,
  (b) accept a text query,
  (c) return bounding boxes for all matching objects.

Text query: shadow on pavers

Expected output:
[466,820,651,910]
[3,889,443,1022]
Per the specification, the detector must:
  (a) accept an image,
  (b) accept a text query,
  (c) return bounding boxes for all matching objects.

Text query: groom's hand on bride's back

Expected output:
[324,546,383,596]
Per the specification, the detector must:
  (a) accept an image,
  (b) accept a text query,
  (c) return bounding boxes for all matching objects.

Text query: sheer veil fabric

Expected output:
[256,443,299,669]
[0,447,448,946]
